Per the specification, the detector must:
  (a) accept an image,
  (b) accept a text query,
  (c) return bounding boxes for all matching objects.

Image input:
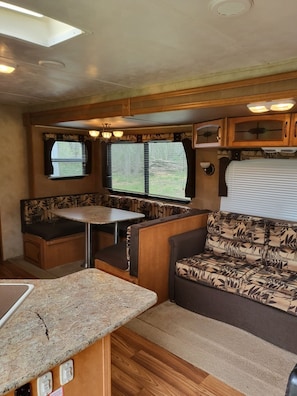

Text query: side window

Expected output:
[50,141,87,179]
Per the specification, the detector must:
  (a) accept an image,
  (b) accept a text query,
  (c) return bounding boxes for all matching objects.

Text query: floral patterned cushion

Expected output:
[176,253,297,316]
[205,211,267,265]
[265,221,297,271]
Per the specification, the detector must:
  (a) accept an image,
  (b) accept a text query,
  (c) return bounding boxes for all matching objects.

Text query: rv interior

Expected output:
[1,1,297,395]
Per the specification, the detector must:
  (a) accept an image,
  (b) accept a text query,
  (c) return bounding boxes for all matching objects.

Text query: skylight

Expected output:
[0,2,85,47]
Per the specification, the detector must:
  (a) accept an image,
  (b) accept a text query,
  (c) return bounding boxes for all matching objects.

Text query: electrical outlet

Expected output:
[59,359,74,385]
[37,372,53,396]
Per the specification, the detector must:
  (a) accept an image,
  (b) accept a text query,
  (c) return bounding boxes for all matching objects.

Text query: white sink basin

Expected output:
[0,283,34,328]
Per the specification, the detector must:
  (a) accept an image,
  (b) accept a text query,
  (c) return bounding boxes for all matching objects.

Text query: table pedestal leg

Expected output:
[84,223,91,268]
[114,222,119,244]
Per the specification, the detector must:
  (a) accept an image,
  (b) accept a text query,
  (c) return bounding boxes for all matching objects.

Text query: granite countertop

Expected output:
[0,269,157,395]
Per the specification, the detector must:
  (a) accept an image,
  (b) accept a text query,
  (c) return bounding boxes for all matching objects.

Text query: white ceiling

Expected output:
[1,0,297,128]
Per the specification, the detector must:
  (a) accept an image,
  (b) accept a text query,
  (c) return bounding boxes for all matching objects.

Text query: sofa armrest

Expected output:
[168,227,207,301]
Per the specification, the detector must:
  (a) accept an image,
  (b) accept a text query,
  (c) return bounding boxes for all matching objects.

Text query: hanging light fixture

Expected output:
[88,123,124,140]
[113,130,124,138]
[247,99,296,113]
[88,130,100,138]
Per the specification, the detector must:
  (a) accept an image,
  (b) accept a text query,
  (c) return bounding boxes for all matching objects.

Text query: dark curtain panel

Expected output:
[218,157,231,196]
[44,138,55,176]
[101,142,108,188]
[182,138,196,198]
[85,140,92,174]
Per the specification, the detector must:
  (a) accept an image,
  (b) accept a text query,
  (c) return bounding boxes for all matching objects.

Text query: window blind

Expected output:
[220,159,297,221]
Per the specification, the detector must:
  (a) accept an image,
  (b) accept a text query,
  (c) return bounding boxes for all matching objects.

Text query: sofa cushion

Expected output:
[176,253,297,316]
[205,211,266,264]
[94,241,128,270]
[24,219,85,240]
[265,221,297,271]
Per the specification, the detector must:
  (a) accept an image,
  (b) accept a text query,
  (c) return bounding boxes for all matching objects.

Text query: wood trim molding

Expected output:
[24,70,297,126]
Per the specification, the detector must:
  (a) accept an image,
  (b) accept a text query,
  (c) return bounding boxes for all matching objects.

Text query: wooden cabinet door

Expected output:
[227,114,291,147]
[193,118,226,148]
[289,113,297,146]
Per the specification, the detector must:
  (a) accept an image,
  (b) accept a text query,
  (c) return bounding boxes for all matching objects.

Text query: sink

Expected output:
[0,283,34,328]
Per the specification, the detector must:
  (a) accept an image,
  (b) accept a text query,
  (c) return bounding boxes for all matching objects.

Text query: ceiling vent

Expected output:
[209,0,253,17]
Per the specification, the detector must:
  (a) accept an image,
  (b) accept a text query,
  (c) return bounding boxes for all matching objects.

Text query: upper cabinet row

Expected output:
[193,113,297,148]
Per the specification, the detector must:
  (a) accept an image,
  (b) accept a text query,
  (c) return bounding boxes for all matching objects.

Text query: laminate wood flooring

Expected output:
[111,326,243,396]
[0,260,37,279]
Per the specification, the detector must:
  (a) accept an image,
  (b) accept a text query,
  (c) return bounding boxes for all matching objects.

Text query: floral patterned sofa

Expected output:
[169,210,297,353]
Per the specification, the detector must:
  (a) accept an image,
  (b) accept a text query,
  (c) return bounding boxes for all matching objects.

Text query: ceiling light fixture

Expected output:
[89,124,124,140]
[247,99,296,113]
[89,130,100,138]
[209,0,253,17]
[0,63,15,73]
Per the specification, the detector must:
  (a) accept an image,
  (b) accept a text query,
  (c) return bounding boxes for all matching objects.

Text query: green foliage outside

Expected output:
[111,141,187,199]
[52,141,84,177]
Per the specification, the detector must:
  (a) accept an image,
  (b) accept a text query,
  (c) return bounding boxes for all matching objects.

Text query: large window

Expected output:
[108,141,190,200]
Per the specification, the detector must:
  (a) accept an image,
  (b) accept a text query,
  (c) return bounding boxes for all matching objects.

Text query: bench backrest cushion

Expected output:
[265,220,297,272]
[205,211,267,265]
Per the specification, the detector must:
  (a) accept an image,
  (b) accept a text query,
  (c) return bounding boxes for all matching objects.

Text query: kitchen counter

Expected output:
[0,269,157,395]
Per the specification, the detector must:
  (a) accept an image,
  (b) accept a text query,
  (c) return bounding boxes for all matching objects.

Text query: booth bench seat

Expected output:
[95,210,209,303]
[20,192,199,270]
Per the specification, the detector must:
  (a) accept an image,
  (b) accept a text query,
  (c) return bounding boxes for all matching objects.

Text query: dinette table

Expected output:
[51,206,144,268]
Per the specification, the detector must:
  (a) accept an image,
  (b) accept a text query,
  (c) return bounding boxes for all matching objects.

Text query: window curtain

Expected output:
[43,133,92,176]
[182,138,196,198]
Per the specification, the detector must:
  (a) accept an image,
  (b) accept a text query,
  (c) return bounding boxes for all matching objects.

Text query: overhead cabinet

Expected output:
[227,114,291,147]
[193,118,226,148]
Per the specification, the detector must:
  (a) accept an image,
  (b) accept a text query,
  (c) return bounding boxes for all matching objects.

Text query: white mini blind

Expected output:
[220,159,297,221]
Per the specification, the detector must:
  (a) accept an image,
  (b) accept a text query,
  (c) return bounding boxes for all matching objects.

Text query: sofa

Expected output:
[20,192,200,270]
[169,210,297,353]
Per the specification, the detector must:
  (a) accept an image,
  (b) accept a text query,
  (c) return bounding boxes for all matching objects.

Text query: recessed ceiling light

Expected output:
[38,60,65,68]
[0,61,16,73]
[209,0,253,17]
[247,99,296,113]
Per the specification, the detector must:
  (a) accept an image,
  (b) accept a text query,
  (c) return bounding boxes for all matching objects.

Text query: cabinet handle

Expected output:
[217,126,221,142]
[295,122,297,138]
[284,122,288,138]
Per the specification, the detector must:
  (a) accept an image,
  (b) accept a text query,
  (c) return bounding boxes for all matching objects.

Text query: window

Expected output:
[43,133,92,179]
[50,141,87,178]
[107,141,190,200]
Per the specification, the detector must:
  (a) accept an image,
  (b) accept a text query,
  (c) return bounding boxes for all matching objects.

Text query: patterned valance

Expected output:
[43,133,91,142]
[118,131,192,143]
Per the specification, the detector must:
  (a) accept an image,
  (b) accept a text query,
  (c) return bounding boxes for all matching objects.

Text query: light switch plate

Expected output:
[37,372,53,396]
[59,359,74,385]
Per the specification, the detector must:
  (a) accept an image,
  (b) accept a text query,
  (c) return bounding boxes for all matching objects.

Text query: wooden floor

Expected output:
[112,326,243,396]
[1,260,243,396]
[0,260,37,279]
